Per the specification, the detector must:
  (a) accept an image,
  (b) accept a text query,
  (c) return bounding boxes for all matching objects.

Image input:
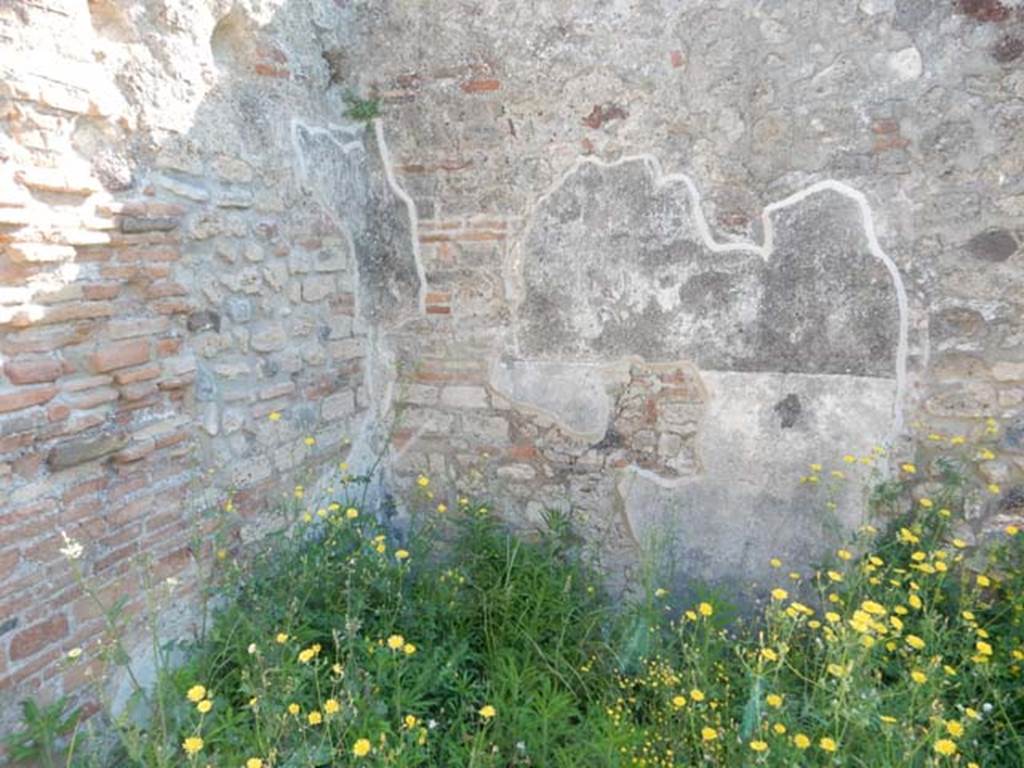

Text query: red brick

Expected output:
[1,323,97,355]
[10,613,69,661]
[7,302,115,328]
[461,78,500,93]
[47,403,70,422]
[89,339,150,373]
[113,363,161,385]
[0,384,58,413]
[253,63,290,78]
[156,338,182,356]
[4,355,63,384]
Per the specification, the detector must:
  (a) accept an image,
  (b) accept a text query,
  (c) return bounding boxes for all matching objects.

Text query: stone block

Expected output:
[48,432,128,470]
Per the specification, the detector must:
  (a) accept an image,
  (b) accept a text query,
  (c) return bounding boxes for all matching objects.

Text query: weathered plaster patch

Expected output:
[489,358,616,441]
[291,118,424,327]
[508,154,909,437]
[618,370,897,588]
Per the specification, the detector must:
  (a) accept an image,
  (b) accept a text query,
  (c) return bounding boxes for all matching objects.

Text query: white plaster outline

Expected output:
[291,118,430,497]
[289,118,427,319]
[373,118,428,317]
[507,154,910,439]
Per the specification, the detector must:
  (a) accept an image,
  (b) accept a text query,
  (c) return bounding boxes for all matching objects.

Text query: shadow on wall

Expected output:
[494,155,909,588]
[0,0,419,736]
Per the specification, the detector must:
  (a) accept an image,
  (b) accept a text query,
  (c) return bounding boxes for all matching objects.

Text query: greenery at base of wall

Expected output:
[6,437,1024,768]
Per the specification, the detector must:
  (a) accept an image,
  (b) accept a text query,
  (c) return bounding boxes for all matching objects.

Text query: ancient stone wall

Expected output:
[354,0,1024,593]
[0,0,415,734]
[3,0,1024,738]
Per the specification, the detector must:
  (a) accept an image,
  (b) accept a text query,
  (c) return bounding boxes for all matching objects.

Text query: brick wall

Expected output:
[0,0,377,737]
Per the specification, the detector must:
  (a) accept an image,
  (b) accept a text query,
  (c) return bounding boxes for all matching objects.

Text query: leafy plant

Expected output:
[343,91,380,122]
[3,697,80,768]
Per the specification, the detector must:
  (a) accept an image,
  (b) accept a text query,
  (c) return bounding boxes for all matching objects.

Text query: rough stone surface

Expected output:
[2,0,1024,739]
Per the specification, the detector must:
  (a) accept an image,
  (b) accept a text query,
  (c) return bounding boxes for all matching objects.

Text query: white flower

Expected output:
[67,647,82,660]
[165,577,179,588]
[247,643,257,655]
[427,719,438,730]
[59,531,83,560]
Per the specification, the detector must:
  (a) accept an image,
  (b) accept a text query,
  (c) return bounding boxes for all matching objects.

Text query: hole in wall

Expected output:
[773,393,802,429]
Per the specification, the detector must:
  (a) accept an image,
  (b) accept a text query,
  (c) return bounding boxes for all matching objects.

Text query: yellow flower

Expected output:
[479,704,496,719]
[246,759,263,768]
[810,463,822,472]
[908,593,923,610]
[793,733,811,749]
[324,699,340,715]
[186,685,206,703]
[416,474,430,488]
[919,498,934,509]
[196,699,213,714]
[396,549,410,561]
[827,663,846,678]
[772,722,787,735]
[819,737,838,753]
[403,642,417,655]
[268,411,282,422]
[346,507,359,519]
[946,720,964,738]
[437,503,448,513]
[977,574,991,587]
[288,702,300,715]
[766,693,783,708]
[304,436,316,446]
[769,557,782,568]
[861,600,886,615]
[298,648,316,664]
[387,634,405,650]
[880,715,897,724]
[1007,525,1020,536]
[952,538,967,549]
[654,588,668,598]
[905,635,926,651]
[901,463,916,474]
[275,632,289,644]
[689,688,705,702]
[182,736,203,756]
[352,738,372,757]
[701,727,718,742]
[698,602,713,617]
[978,448,996,460]
[837,549,853,561]
[911,670,927,684]
[308,710,322,725]
[760,647,778,662]
[976,640,993,656]
[987,483,1001,495]
[404,714,419,728]
[771,588,788,601]
[749,740,769,753]
[827,570,843,582]
[934,739,958,757]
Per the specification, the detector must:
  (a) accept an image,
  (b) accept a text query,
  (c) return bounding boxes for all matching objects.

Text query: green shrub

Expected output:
[18,428,1024,767]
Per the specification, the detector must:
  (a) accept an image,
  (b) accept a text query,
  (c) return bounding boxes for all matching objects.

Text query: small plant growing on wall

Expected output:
[343,90,380,122]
